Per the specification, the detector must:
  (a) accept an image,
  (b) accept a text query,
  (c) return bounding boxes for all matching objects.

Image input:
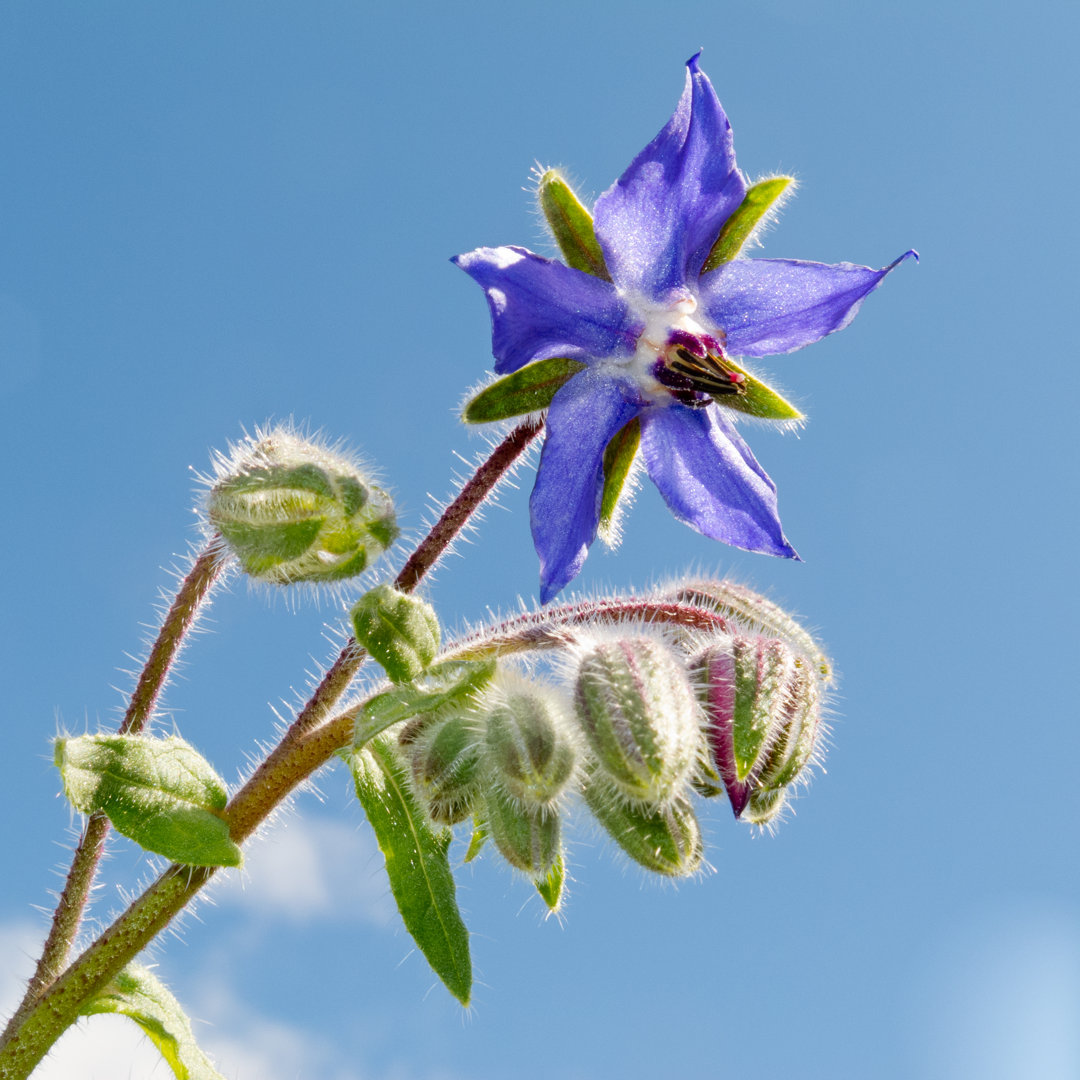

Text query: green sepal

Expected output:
[462,358,586,424]
[537,169,611,280]
[81,964,224,1080]
[351,584,440,684]
[356,659,498,746]
[702,176,794,271]
[464,818,488,863]
[54,734,241,868]
[719,359,804,421]
[731,638,789,782]
[345,735,472,1005]
[597,417,641,545]
[534,847,565,913]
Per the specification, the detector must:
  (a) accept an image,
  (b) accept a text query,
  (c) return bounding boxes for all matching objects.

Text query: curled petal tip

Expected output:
[890,249,919,269]
[687,49,703,72]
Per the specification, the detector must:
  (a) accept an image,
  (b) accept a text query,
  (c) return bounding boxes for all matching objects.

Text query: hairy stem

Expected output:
[283,418,542,741]
[1,543,228,1048]
[0,423,541,1077]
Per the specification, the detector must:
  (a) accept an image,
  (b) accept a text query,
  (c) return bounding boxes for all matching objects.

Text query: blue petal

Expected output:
[699,251,918,358]
[593,55,747,301]
[452,246,639,375]
[530,369,640,603]
[639,404,798,559]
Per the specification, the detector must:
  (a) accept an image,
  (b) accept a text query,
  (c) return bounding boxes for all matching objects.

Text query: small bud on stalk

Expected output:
[573,637,702,806]
[693,633,824,825]
[206,428,397,584]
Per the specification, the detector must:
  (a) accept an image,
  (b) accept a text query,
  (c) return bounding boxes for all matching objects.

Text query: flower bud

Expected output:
[206,428,397,584]
[583,773,702,877]
[693,633,823,825]
[573,637,701,806]
[404,713,482,826]
[483,786,561,877]
[351,585,440,685]
[481,677,577,811]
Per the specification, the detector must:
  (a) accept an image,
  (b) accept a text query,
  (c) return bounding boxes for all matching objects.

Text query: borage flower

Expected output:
[454,53,915,603]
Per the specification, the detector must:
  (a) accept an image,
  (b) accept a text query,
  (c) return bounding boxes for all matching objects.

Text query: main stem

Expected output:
[1,543,227,1047]
[0,420,541,1079]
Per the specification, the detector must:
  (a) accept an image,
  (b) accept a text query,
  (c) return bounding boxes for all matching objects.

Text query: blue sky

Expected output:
[2,2,1078,1078]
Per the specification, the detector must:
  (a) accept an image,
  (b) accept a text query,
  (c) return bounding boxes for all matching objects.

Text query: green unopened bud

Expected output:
[583,773,702,877]
[693,633,824,825]
[481,676,577,810]
[574,637,701,806]
[483,786,561,877]
[351,585,440,684]
[405,714,482,826]
[206,428,397,584]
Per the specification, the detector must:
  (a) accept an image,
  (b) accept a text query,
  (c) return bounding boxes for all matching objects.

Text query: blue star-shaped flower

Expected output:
[455,54,915,603]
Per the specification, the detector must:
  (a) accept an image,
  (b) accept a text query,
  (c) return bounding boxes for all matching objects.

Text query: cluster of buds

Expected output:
[401,672,580,881]
[392,581,829,884]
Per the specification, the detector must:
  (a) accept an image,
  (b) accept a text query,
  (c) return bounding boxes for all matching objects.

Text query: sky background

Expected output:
[1,2,1077,1078]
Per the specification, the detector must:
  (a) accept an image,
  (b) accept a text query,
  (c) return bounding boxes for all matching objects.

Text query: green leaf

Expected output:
[81,964,223,1080]
[534,848,565,913]
[462,357,586,424]
[597,417,641,546]
[351,584,441,684]
[720,358,804,421]
[54,734,241,868]
[536,168,611,279]
[356,659,497,746]
[346,736,472,1004]
[702,176,794,271]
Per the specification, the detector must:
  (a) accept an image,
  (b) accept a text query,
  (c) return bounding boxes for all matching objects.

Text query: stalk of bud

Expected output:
[403,714,482,826]
[206,428,397,584]
[693,633,823,825]
[573,637,701,806]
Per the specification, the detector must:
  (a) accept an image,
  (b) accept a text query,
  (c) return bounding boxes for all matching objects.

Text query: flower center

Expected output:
[653,328,746,408]
[614,298,746,409]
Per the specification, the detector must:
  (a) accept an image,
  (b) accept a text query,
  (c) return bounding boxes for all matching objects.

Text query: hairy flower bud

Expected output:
[583,773,702,877]
[693,633,823,824]
[481,676,577,811]
[573,637,701,806]
[206,428,397,584]
[484,786,561,877]
[404,714,482,826]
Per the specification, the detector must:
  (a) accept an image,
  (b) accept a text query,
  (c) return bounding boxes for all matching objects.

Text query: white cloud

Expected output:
[210,815,396,927]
